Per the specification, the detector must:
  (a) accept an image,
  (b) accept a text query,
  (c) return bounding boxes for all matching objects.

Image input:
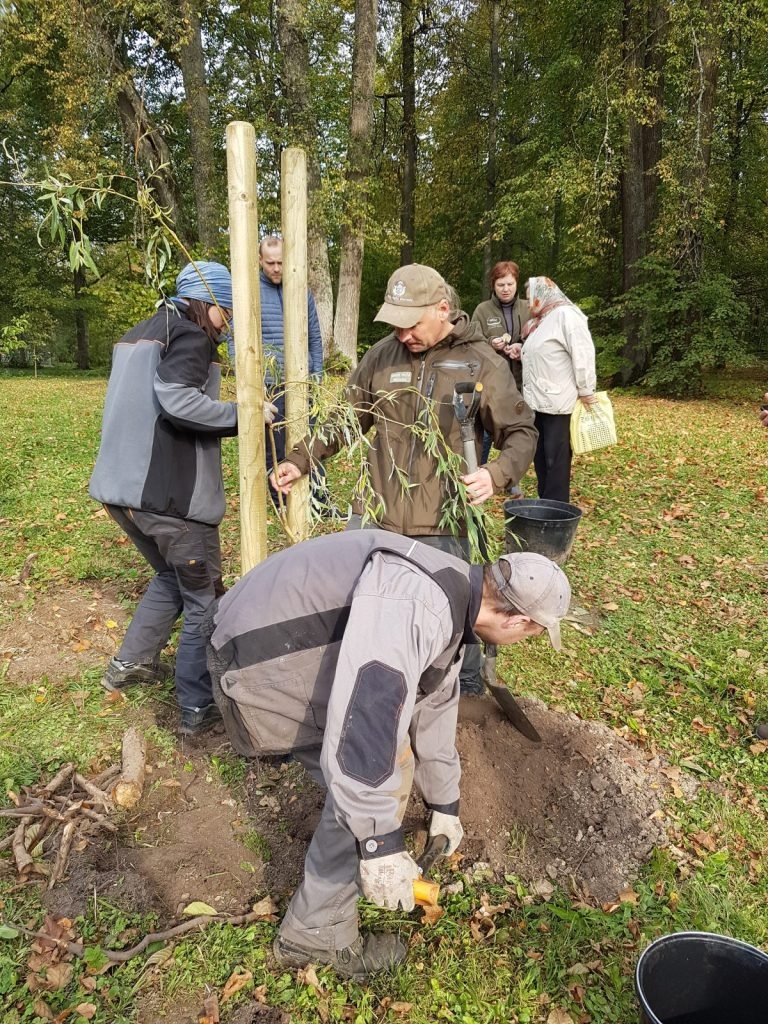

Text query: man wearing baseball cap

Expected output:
[271,264,538,694]
[205,530,569,980]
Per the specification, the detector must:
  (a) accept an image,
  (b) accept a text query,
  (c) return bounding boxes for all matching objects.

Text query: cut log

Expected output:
[113,728,147,809]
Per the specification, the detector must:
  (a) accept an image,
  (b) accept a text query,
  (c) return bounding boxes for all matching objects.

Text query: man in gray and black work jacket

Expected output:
[271,263,538,695]
[206,529,570,980]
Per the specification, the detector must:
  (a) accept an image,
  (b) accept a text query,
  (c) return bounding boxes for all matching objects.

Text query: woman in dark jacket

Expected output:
[471,261,531,392]
[471,261,532,485]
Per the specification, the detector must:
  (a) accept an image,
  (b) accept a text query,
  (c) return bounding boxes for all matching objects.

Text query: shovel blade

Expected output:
[485,682,542,743]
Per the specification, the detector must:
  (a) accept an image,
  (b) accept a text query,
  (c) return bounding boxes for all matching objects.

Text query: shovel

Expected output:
[452,382,542,744]
[413,832,449,906]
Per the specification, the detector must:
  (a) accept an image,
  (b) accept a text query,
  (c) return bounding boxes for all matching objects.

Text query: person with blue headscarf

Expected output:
[90,261,276,737]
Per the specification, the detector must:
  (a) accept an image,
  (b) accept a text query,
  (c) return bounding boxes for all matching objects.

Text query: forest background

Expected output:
[1,0,767,396]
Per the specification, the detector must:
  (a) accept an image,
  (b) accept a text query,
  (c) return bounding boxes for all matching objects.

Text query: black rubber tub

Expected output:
[635,932,768,1024]
[503,498,582,566]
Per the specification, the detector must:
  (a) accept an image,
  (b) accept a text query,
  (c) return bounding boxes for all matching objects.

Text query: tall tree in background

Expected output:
[399,0,417,265]
[277,0,335,349]
[333,0,378,367]
[175,0,219,250]
[482,0,501,291]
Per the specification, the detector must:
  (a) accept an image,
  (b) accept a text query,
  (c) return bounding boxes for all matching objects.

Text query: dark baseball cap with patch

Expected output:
[374,264,447,329]
[490,552,571,650]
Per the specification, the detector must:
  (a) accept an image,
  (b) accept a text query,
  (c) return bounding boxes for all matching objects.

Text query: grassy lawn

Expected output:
[0,366,767,1023]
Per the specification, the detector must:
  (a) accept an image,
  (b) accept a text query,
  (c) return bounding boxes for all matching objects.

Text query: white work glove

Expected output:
[263,401,279,425]
[429,810,464,856]
[359,851,420,912]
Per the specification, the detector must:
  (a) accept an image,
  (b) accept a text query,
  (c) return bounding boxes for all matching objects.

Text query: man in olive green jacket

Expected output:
[271,264,537,692]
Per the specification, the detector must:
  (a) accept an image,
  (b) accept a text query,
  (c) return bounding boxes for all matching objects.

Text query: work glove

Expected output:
[263,401,279,425]
[359,851,420,912]
[429,810,464,856]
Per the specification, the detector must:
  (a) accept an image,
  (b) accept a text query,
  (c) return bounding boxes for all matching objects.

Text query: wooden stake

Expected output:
[226,120,268,573]
[281,146,311,541]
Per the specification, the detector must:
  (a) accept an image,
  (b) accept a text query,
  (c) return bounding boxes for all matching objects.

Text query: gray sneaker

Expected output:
[273,932,406,980]
[178,702,223,737]
[102,656,173,692]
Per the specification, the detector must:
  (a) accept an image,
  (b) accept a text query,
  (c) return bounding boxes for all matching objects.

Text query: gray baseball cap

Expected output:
[490,552,571,650]
[374,264,447,329]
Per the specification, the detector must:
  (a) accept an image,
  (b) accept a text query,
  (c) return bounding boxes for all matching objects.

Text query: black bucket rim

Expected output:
[504,498,583,523]
[636,930,768,1024]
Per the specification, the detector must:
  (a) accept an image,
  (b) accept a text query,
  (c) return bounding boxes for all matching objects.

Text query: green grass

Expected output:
[1,367,767,1022]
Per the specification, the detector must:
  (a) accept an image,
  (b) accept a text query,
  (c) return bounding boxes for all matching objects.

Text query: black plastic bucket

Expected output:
[503,498,582,566]
[636,932,768,1024]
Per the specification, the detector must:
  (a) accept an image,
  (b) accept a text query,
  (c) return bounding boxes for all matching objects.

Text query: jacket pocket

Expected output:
[534,376,562,395]
[220,650,324,753]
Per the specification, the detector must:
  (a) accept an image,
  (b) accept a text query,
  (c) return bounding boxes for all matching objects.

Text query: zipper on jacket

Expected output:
[405,356,428,491]
[431,358,480,378]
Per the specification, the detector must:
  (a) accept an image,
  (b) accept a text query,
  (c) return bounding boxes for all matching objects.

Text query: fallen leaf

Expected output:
[601,602,619,612]
[470,915,496,942]
[617,888,638,904]
[182,901,218,917]
[41,962,74,991]
[691,831,717,852]
[547,1009,574,1024]
[75,1003,97,1020]
[390,1003,414,1015]
[749,740,768,755]
[251,895,280,919]
[568,963,590,975]
[297,964,323,992]
[734,649,750,660]
[221,966,252,1003]
[420,903,444,925]
[32,998,54,1020]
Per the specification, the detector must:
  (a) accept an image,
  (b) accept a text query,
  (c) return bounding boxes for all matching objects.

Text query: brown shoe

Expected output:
[273,932,406,980]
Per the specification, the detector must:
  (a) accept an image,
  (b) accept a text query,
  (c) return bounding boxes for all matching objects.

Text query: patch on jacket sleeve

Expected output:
[389,371,412,384]
[336,661,406,786]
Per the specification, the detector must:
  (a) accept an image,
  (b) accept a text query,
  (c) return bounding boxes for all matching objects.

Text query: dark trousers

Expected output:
[265,392,329,507]
[533,412,572,503]
[105,505,221,711]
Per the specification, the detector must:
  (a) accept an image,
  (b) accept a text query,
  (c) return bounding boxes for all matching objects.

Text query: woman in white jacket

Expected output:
[506,278,596,503]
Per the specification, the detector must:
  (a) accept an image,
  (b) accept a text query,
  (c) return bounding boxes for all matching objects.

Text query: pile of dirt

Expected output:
[447,695,675,901]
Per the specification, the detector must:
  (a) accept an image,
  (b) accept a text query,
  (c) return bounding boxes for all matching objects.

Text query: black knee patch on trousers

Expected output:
[336,661,406,786]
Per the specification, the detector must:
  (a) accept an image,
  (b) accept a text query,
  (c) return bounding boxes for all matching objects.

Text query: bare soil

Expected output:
[1,584,688,1023]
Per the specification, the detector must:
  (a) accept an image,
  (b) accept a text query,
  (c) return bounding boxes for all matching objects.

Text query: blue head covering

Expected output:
[175,261,233,309]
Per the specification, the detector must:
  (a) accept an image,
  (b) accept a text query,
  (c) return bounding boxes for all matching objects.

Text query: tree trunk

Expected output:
[618,0,647,383]
[481,0,500,293]
[277,0,334,350]
[88,12,193,248]
[176,0,218,249]
[683,0,718,278]
[73,265,89,370]
[333,0,378,368]
[642,0,665,233]
[400,0,416,265]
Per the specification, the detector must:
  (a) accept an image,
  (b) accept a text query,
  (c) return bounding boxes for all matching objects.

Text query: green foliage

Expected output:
[616,258,750,396]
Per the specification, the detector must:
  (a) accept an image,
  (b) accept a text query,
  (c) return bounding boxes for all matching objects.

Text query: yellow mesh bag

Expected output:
[570,391,617,455]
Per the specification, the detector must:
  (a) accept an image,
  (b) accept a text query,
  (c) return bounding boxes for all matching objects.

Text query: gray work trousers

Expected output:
[279,742,414,952]
[105,505,222,711]
[345,517,482,691]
